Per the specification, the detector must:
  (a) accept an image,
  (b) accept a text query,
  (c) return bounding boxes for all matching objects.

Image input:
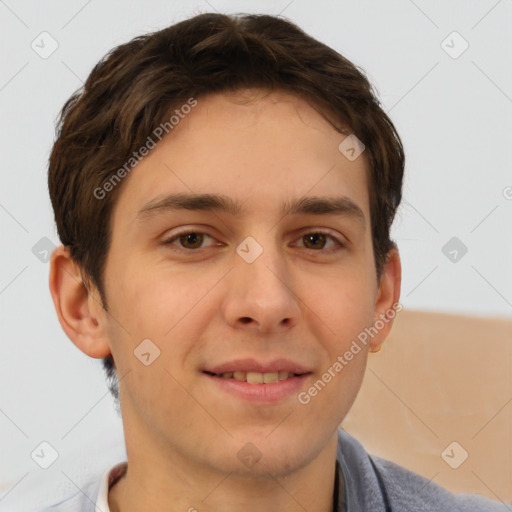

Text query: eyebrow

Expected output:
[136,192,366,227]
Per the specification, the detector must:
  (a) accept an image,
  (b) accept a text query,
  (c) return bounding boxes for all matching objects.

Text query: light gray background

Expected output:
[1,0,511,510]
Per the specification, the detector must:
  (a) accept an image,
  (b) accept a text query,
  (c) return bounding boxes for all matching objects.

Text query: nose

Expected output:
[221,236,301,333]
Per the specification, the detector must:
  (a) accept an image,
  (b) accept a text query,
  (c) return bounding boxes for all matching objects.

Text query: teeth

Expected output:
[247,372,264,384]
[216,371,295,383]
[233,371,246,381]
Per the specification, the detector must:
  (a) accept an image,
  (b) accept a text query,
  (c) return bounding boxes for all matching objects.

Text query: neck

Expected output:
[108,424,340,512]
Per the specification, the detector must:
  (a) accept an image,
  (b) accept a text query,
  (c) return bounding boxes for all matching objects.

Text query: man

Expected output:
[44,12,505,512]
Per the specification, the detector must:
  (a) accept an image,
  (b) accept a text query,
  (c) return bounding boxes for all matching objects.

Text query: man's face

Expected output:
[100,89,390,477]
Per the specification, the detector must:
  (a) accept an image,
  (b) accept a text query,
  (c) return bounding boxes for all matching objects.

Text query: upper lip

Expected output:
[204,358,311,375]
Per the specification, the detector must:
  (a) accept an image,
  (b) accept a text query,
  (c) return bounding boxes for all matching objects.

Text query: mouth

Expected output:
[202,368,311,403]
[203,370,304,384]
[201,358,312,403]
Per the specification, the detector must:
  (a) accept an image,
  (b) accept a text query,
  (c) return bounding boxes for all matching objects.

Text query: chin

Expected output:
[207,431,312,478]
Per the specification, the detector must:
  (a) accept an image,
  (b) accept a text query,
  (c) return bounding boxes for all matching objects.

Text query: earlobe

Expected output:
[49,245,112,359]
[369,246,402,352]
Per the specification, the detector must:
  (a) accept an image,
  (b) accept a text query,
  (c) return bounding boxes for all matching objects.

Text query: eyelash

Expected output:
[162,229,345,254]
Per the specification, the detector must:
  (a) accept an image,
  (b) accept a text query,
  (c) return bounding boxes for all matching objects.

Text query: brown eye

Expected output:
[163,231,217,251]
[302,233,327,250]
[296,232,343,252]
[178,232,204,249]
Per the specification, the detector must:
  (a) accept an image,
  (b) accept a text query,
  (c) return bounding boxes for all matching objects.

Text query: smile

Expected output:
[203,371,311,403]
[204,371,301,383]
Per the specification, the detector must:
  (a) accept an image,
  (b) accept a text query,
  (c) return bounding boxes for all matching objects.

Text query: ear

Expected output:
[49,245,112,359]
[369,246,402,352]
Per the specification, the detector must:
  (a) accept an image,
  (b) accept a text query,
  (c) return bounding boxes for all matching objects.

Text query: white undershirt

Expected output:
[95,462,127,512]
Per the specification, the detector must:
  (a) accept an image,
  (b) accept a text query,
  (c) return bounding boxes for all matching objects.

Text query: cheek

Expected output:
[297,335,369,430]
[105,260,218,377]
[301,266,376,336]
[107,253,205,334]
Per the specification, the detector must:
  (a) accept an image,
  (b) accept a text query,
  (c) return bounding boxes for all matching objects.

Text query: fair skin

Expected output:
[49,88,401,512]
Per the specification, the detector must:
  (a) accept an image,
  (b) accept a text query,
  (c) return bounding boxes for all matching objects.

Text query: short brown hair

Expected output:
[48,12,405,404]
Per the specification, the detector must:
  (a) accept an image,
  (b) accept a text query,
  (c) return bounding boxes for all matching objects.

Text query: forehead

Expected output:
[110,88,370,229]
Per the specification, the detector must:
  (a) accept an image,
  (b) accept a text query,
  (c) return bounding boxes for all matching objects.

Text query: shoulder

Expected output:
[337,428,508,511]
[36,475,102,512]
[36,460,126,512]
[371,452,508,511]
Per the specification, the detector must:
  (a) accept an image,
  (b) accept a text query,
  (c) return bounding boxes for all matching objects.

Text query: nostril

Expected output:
[240,317,252,324]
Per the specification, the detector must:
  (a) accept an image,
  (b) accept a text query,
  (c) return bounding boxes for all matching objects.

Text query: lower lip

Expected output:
[203,373,310,403]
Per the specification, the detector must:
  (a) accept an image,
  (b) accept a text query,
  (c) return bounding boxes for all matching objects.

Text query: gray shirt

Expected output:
[40,427,509,511]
